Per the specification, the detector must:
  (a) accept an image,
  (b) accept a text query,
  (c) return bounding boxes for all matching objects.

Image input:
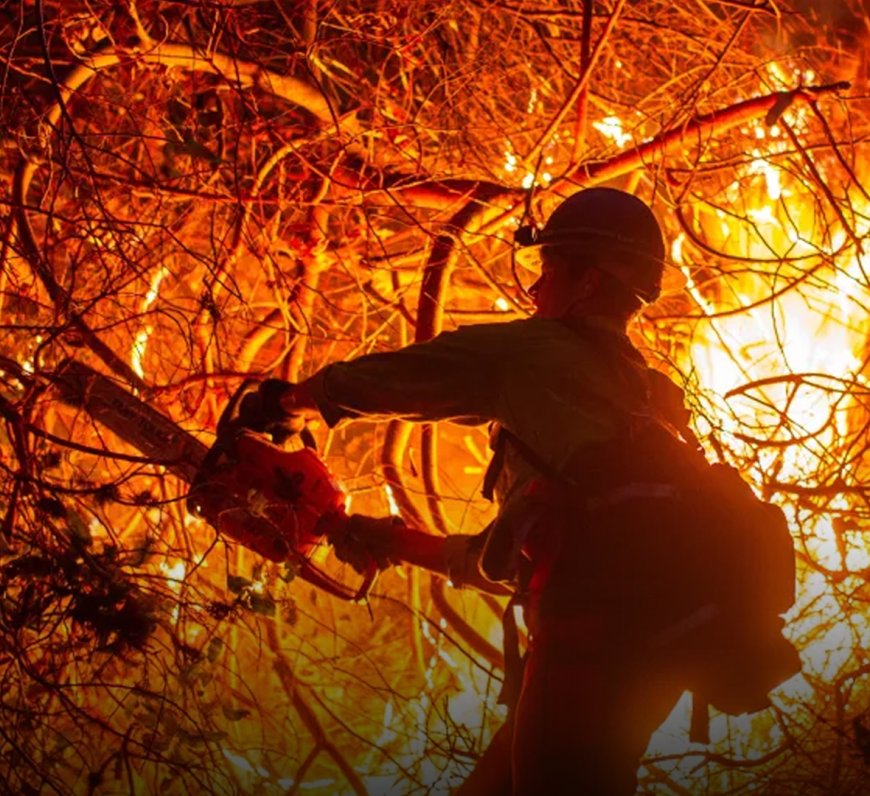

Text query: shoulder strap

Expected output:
[483,421,571,499]
[480,320,643,500]
[481,429,505,502]
[501,428,566,483]
[481,425,574,501]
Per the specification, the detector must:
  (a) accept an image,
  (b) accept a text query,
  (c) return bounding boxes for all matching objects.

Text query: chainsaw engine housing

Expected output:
[189,431,346,563]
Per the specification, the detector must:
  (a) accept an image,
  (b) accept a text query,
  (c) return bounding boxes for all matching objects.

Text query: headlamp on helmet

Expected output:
[514,188,666,304]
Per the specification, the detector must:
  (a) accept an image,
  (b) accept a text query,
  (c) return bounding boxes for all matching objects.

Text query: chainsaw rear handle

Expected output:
[295,550,379,603]
[314,512,381,602]
[306,553,379,603]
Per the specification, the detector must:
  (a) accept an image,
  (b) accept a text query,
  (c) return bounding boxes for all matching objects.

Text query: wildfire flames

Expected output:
[1,2,869,794]
[644,98,870,786]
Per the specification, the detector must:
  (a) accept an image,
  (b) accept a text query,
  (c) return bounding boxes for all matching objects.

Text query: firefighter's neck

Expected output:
[561,293,603,320]
[534,266,602,320]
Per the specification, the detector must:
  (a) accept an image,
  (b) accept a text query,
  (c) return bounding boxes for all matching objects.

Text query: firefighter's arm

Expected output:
[288,325,501,426]
[241,324,508,436]
[396,527,509,595]
[334,517,510,596]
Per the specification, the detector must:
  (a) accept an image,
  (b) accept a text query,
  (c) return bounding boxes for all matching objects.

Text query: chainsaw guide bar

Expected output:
[54,359,208,484]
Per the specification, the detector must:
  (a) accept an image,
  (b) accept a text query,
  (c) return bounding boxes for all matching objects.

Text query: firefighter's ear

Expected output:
[566,266,601,303]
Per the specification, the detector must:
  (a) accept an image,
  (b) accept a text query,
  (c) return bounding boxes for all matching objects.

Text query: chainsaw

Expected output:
[53,360,379,601]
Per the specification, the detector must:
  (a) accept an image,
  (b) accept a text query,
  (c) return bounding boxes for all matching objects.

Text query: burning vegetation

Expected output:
[0,0,868,793]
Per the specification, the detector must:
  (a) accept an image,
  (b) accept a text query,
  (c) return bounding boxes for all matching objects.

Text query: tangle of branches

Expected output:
[0,1,868,794]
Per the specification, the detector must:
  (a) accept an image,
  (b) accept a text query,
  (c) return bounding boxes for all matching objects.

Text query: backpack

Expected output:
[572,419,802,716]
[482,399,801,719]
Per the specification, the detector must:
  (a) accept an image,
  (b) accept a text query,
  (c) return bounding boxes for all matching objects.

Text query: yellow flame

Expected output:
[130,267,168,379]
[592,115,632,147]
[384,484,400,516]
[159,559,186,591]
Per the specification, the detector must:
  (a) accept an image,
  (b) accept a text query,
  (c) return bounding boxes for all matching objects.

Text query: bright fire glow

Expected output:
[131,266,169,379]
[644,105,870,782]
[384,484,400,516]
[159,558,187,591]
[592,115,632,147]
[503,147,553,189]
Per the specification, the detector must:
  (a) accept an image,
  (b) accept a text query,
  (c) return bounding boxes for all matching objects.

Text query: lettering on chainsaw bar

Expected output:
[103,393,176,449]
[56,360,207,481]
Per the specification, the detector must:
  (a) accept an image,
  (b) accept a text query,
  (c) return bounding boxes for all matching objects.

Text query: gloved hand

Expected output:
[236,379,307,441]
[329,515,406,575]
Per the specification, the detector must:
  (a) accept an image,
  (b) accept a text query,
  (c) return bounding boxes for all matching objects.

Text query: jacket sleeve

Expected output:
[305,325,502,427]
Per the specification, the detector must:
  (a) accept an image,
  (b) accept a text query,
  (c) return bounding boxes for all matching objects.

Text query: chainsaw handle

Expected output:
[295,557,379,603]
[217,378,260,436]
[354,561,380,601]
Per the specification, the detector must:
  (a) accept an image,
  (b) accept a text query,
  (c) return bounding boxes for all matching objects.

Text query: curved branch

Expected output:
[430,579,504,669]
[565,82,851,187]
[415,187,510,342]
[470,82,854,244]
[12,160,146,389]
[420,423,450,534]
[379,420,429,529]
[83,42,335,126]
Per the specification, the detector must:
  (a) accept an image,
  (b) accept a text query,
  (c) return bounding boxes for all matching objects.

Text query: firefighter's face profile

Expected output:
[530,253,595,318]
[527,264,551,315]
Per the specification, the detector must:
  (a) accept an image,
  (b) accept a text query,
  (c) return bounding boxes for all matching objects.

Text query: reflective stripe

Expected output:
[585,481,679,511]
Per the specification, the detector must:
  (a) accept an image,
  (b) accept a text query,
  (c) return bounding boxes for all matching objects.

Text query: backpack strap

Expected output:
[489,424,682,510]
[481,424,582,501]
[496,593,525,710]
[498,427,566,484]
[481,427,507,502]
